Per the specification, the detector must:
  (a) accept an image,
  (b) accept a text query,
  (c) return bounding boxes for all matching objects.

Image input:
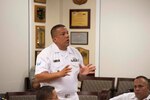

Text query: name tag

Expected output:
[53,59,60,62]
[71,58,79,62]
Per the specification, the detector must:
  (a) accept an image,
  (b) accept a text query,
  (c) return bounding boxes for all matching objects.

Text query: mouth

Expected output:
[67,39,69,43]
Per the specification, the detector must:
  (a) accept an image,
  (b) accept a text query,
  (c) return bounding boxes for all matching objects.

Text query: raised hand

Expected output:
[79,64,96,75]
[58,65,72,77]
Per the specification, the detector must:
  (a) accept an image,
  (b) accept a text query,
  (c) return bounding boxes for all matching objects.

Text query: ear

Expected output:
[53,37,57,42]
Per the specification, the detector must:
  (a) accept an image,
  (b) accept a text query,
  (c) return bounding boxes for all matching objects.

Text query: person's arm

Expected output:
[32,78,40,89]
[78,64,96,81]
[35,65,72,83]
[79,64,95,75]
[75,48,95,80]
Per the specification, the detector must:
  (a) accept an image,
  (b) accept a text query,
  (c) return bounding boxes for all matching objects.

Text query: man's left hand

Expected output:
[79,64,96,75]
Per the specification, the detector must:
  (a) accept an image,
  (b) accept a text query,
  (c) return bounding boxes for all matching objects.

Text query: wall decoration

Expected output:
[35,50,41,64]
[35,26,45,48]
[70,9,90,29]
[76,47,89,65]
[34,5,46,23]
[73,0,87,5]
[70,32,88,45]
[34,0,46,4]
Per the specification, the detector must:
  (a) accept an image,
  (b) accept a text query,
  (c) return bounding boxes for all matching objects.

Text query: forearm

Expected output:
[35,72,61,83]
[78,73,86,81]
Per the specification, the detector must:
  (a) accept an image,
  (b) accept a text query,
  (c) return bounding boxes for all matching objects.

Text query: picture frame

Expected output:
[76,47,89,66]
[35,50,41,64]
[34,0,46,4]
[70,9,90,29]
[34,5,46,23]
[35,26,45,48]
[70,32,88,45]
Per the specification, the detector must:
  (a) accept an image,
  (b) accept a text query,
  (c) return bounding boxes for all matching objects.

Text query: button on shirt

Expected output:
[110,92,150,100]
[35,43,83,98]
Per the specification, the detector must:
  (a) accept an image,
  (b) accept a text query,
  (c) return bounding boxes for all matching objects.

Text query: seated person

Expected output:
[110,75,150,100]
[36,86,58,100]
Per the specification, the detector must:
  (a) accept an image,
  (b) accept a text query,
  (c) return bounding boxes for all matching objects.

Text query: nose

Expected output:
[134,87,140,91]
[65,33,69,37]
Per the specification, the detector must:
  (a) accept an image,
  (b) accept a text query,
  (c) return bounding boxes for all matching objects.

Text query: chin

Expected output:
[66,43,69,46]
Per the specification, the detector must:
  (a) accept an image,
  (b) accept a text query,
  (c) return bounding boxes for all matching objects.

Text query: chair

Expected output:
[77,91,99,100]
[78,90,110,100]
[6,91,36,100]
[115,78,134,96]
[99,90,111,100]
[25,77,32,91]
[80,76,115,98]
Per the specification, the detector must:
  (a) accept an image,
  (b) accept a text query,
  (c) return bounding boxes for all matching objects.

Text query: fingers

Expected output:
[86,64,96,70]
[64,65,72,70]
[87,65,96,73]
[79,64,82,68]
[86,64,92,67]
[89,65,96,70]
[89,71,95,74]
[59,65,72,77]
[65,65,70,68]
[79,64,93,68]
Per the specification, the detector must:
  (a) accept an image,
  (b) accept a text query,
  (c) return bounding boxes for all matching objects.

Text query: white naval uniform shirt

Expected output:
[35,43,83,100]
[110,92,150,100]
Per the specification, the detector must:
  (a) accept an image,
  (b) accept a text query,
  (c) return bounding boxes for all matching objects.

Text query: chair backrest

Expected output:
[99,90,111,100]
[115,77,134,96]
[78,90,110,100]
[77,91,99,100]
[80,76,115,98]
[6,91,36,100]
[25,77,32,91]
[81,76,115,92]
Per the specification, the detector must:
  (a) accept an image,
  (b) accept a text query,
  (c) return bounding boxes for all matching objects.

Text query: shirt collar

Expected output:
[130,93,150,100]
[145,94,150,100]
[52,43,73,54]
[130,93,137,99]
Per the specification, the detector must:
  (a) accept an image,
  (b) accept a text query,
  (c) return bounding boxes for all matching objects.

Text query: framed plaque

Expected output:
[35,26,45,48]
[70,32,88,45]
[34,5,46,23]
[34,0,46,4]
[76,47,89,65]
[70,9,90,29]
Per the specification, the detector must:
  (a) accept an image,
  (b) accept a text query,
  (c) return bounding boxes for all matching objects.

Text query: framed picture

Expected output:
[34,5,46,23]
[35,26,45,48]
[35,50,41,64]
[70,32,88,45]
[70,9,90,29]
[34,0,46,4]
[76,47,89,65]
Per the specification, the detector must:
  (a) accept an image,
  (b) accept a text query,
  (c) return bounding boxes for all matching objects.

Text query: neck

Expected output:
[54,42,68,50]
[57,45,67,50]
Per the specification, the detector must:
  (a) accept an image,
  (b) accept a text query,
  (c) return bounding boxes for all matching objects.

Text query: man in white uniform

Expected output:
[110,76,150,100]
[35,24,96,100]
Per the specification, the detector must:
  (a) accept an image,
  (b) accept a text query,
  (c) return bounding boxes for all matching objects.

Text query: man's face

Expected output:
[134,78,150,100]
[53,27,69,50]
